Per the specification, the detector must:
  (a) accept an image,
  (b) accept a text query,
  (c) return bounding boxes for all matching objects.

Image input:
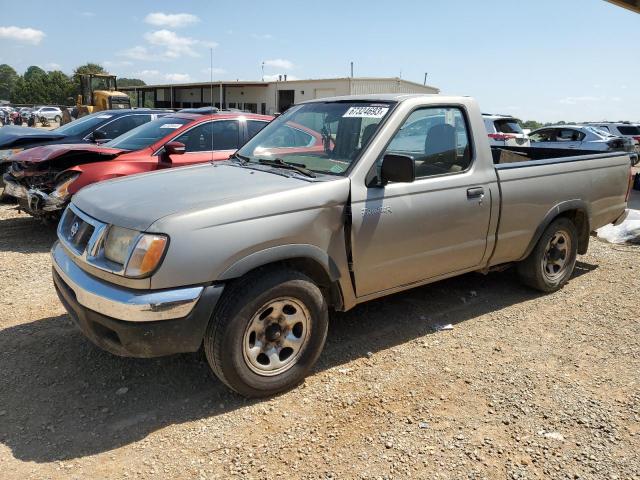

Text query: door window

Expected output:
[530,129,555,142]
[174,120,240,152]
[557,129,584,142]
[385,107,472,178]
[247,120,269,139]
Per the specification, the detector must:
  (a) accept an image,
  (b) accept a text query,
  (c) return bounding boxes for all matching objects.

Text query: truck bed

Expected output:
[488,148,631,266]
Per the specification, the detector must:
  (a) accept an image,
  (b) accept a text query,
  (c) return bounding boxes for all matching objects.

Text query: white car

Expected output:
[585,122,640,153]
[31,106,63,123]
[529,125,635,153]
[483,114,530,147]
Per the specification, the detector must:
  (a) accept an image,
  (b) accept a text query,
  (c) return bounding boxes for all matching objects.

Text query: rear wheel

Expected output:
[204,269,328,397]
[517,218,578,292]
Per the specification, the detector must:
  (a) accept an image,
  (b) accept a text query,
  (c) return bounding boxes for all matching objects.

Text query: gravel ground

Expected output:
[0,203,638,480]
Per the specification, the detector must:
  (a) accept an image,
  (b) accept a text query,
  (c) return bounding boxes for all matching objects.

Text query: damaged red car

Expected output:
[3,112,276,218]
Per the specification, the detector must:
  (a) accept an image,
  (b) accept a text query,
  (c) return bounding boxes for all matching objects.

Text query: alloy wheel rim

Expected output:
[541,230,571,282]
[242,297,310,376]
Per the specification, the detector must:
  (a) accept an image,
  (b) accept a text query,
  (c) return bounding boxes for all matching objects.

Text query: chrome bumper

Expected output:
[51,241,204,322]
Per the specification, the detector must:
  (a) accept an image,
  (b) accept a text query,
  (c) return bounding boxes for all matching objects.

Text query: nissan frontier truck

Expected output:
[50,94,634,397]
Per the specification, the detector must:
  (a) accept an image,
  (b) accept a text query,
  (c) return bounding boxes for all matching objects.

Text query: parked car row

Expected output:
[2,111,273,214]
[482,114,640,154]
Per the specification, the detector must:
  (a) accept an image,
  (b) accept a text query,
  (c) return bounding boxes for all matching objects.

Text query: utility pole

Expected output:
[261,62,265,82]
[210,48,214,108]
[424,72,428,85]
[350,61,354,78]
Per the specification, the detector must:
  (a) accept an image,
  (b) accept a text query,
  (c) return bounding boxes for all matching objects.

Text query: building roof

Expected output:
[119,76,439,92]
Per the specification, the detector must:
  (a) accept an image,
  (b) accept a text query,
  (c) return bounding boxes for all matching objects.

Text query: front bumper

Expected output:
[2,174,67,213]
[52,241,224,357]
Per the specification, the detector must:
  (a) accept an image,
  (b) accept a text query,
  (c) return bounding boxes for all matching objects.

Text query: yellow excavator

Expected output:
[75,73,131,117]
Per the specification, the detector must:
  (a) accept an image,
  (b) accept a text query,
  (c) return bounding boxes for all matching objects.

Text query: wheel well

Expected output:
[557,209,590,254]
[232,258,344,310]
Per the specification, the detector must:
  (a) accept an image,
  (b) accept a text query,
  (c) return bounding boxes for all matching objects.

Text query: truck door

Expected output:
[349,106,494,297]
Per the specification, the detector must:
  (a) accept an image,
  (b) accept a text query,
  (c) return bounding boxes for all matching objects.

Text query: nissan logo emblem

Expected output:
[69,221,80,238]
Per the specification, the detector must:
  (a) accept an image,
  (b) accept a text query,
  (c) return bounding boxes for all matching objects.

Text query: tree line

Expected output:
[0,63,145,106]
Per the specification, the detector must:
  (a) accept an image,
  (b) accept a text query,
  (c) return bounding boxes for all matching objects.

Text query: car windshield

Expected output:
[105,117,191,151]
[236,101,394,175]
[53,112,115,136]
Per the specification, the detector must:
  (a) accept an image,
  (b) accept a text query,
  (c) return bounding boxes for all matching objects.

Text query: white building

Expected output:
[120,77,439,114]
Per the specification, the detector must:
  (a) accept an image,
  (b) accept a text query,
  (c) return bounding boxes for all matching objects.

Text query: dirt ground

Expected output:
[0,203,638,480]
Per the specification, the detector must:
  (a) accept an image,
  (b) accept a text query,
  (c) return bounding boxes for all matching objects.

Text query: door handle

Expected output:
[467,187,485,199]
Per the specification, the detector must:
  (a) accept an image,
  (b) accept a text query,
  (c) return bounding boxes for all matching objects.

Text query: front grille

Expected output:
[59,209,95,254]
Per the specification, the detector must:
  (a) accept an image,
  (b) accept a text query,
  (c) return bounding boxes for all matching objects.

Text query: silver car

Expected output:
[529,125,635,152]
[31,106,63,123]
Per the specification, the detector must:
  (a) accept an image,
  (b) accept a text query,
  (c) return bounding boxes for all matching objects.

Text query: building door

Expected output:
[277,90,295,113]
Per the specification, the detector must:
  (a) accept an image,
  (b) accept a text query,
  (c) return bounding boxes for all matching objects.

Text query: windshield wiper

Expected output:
[230,152,250,164]
[258,158,316,178]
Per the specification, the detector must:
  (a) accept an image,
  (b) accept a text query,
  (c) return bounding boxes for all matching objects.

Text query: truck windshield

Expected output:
[105,117,190,151]
[236,101,395,175]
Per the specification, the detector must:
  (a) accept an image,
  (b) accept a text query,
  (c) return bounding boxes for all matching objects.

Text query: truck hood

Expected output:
[0,125,67,149]
[11,143,126,164]
[73,163,347,231]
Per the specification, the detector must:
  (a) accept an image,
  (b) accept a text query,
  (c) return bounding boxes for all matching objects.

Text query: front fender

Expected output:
[218,244,342,282]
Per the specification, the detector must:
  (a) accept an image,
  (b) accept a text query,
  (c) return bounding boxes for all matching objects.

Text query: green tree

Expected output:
[45,70,76,105]
[0,64,19,100]
[118,78,146,87]
[72,62,107,85]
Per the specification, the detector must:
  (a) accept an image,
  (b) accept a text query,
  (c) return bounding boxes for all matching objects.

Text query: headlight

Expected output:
[124,234,168,277]
[50,173,80,201]
[102,226,168,277]
[0,148,24,160]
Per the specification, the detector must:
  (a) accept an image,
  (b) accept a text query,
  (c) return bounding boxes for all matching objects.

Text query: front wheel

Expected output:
[204,269,329,397]
[517,218,578,293]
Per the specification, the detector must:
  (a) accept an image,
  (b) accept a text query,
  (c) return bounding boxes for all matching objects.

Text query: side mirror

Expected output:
[165,141,186,156]
[380,154,415,185]
[90,129,107,142]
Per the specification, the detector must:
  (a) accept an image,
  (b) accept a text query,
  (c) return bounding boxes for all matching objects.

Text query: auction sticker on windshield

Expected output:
[343,106,389,118]
[159,124,183,129]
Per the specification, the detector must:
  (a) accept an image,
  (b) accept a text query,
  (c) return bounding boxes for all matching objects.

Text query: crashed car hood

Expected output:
[11,143,126,163]
[72,163,347,231]
[0,125,67,149]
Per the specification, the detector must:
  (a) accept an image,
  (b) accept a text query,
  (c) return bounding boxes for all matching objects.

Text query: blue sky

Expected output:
[0,0,638,122]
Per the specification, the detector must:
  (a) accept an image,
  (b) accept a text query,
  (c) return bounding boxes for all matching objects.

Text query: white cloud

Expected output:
[119,45,151,60]
[145,12,200,28]
[165,73,191,82]
[0,26,45,45]
[251,33,273,40]
[144,29,215,58]
[263,58,294,70]
[263,74,299,82]
[81,12,95,17]
[103,60,133,68]
[45,62,61,70]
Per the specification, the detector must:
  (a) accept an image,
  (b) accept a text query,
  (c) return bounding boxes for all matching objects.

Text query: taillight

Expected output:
[633,136,640,143]
[488,133,516,141]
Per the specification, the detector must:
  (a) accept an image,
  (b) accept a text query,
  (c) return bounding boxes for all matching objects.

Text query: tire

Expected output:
[517,218,578,293]
[54,115,61,123]
[204,268,329,397]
